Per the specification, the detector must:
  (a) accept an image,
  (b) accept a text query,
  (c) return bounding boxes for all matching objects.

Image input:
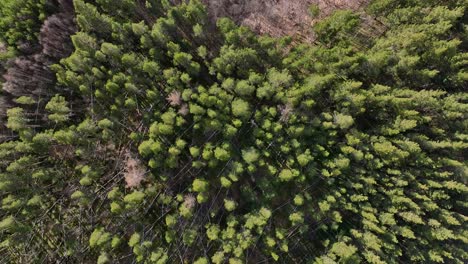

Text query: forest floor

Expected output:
[201,0,370,42]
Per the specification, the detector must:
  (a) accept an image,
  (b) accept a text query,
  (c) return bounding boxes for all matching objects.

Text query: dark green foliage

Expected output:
[0,0,467,263]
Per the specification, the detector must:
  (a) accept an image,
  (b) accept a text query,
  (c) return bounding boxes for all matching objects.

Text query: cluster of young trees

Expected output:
[0,0,467,263]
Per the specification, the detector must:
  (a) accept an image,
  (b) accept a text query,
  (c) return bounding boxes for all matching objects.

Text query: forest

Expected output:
[0,0,467,263]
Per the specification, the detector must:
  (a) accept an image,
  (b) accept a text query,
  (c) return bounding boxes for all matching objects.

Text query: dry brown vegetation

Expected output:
[201,0,369,42]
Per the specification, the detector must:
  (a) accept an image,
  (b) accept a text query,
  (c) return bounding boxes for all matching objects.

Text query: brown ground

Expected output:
[201,0,370,42]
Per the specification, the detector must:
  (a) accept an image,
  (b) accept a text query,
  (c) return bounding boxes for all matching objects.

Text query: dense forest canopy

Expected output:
[0,0,467,263]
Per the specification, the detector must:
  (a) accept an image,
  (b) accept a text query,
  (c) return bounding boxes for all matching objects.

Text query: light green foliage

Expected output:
[224,199,237,211]
[329,241,358,260]
[333,113,354,129]
[231,99,250,119]
[289,212,304,225]
[97,252,110,264]
[192,178,208,192]
[0,0,467,263]
[235,80,255,96]
[294,195,304,206]
[206,224,220,240]
[0,0,48,47]
[214,146,230,161]
[242,147,259,164]
[15,96,36,105]
[0,216,16,232]
[6,107,27,132]
[89,227,111,248]
[279,169,295,181]
[128,232,141,247]
[45,95,70,123]
[165,214,176,227]
[124,191,145,204]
